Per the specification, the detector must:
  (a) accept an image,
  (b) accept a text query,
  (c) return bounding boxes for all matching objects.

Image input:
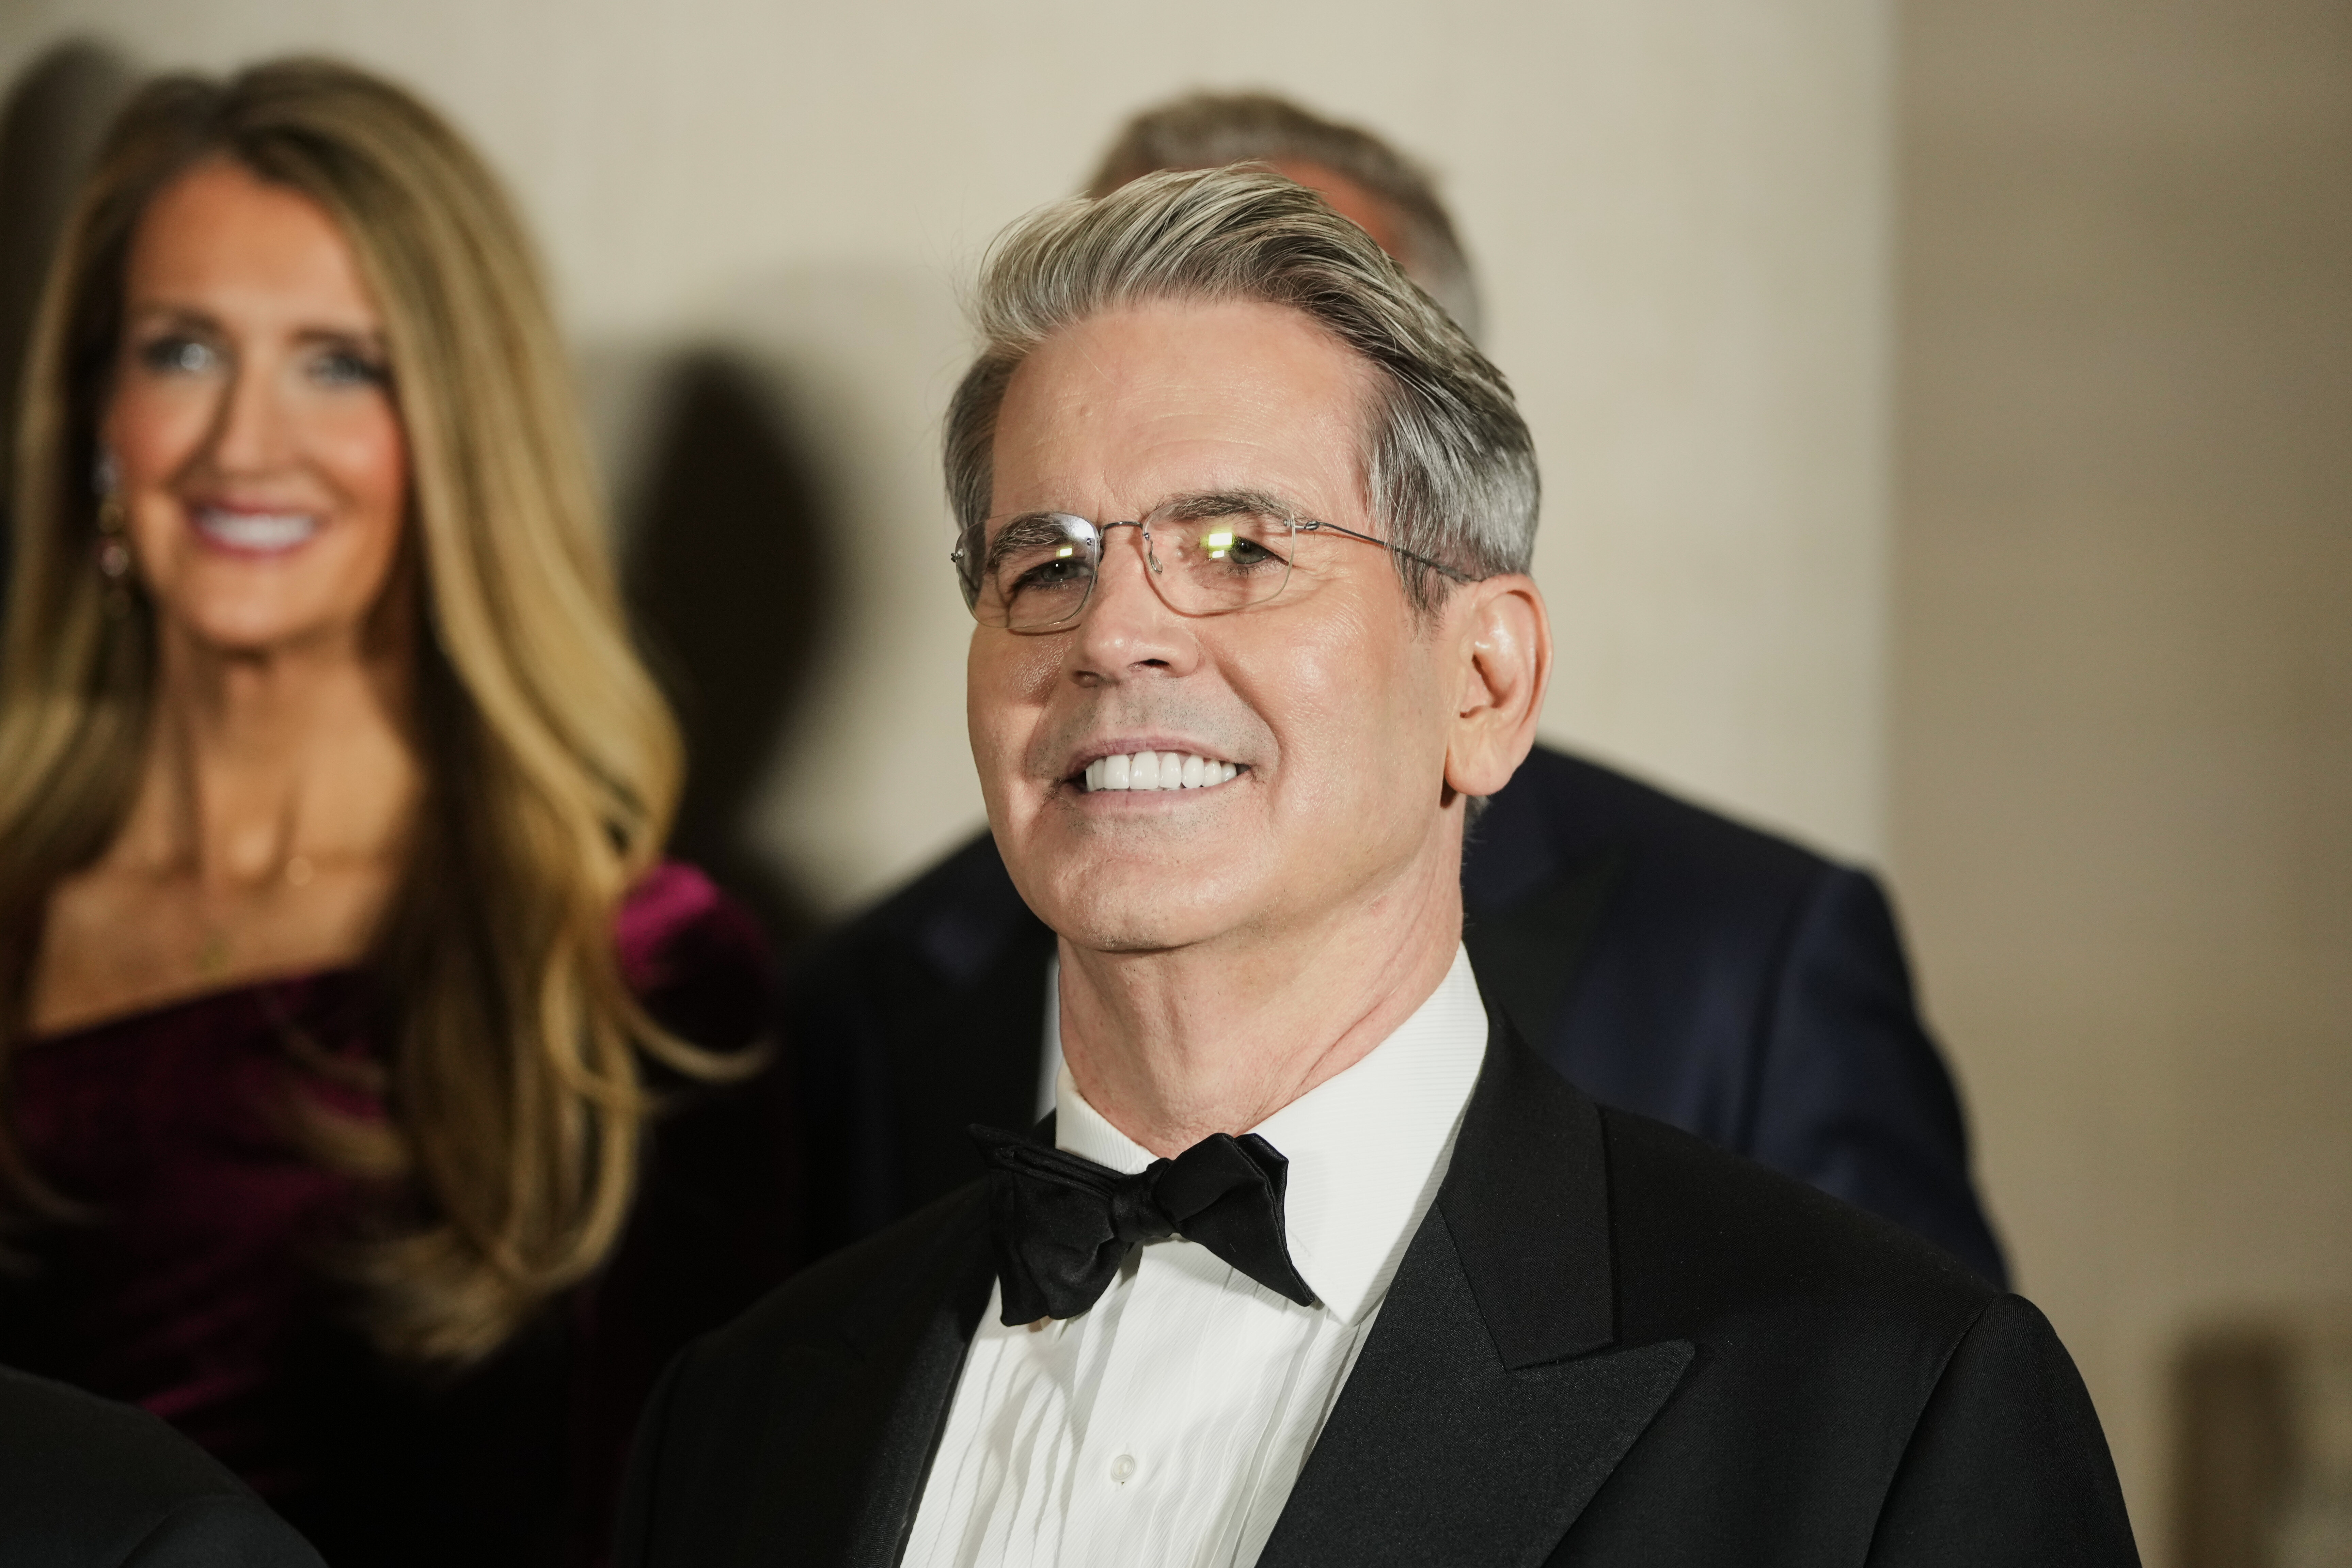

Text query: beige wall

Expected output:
[0,0,1896,913]
[1894,1,2352,1559]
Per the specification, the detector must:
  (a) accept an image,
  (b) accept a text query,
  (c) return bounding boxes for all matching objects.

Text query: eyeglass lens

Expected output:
[973,502,1298,631]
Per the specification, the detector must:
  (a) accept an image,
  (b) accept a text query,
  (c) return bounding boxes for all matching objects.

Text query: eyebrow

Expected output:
[983,512,1090,572]
[122,302,389,358]
[1156,487,1302,523]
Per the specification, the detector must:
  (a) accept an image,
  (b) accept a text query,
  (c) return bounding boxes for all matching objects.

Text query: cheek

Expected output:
[1263,611,1436,809]
[320,399,410,549]
[105,389,201,573]
[967,633,1077,816]
[965,636,1038,793]
[104,379,211,492]
[302,399,411,621]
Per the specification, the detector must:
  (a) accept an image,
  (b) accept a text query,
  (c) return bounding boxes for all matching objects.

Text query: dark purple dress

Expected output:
[0,862,798,1567]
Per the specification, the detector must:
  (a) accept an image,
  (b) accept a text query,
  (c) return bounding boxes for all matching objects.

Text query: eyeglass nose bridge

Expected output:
[1095,517,1164,579]
[1048,519,1166,633]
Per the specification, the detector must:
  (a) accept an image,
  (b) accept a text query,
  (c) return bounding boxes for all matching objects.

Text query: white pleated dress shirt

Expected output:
[899,947,1490,1568]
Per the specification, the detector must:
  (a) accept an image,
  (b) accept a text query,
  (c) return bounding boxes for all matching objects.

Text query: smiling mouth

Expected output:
[1080,750,1244,793]
[192,507,321,554]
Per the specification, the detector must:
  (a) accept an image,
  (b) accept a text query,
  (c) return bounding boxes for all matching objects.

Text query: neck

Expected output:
[1056,835,1465,1158]
[112,615,425,890]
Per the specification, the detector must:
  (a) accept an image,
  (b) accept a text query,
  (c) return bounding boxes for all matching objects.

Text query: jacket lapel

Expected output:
[833,1200,997,1568]
[1259,1022,1692,1568]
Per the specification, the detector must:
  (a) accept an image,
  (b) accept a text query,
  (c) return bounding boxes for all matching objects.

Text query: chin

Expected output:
[1025,850,1260,955]
[164,598,365,655]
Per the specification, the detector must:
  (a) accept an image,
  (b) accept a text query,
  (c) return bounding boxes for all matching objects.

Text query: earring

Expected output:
[93,451,133,610]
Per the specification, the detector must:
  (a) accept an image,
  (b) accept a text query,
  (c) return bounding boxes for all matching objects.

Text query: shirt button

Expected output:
[1110,1454,1137,1484]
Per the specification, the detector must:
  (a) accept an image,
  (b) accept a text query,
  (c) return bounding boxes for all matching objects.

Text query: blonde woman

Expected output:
[0,60,795,1565]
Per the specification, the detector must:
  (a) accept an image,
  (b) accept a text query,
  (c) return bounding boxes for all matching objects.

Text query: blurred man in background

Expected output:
[1086,92,1484,336]
[785,90,2007,1287]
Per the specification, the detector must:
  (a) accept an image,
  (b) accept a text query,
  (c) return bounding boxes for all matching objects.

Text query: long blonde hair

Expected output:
[0,58,727,1363]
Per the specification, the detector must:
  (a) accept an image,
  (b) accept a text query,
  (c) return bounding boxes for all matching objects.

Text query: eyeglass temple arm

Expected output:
[1294,520,1480,584]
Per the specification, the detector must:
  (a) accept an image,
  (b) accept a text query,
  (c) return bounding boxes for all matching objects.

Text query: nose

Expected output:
[1067,523,1199,684]
[204,351,298,476]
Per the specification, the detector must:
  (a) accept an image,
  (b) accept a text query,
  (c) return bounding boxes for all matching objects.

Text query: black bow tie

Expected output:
[970,1123,1318,1325]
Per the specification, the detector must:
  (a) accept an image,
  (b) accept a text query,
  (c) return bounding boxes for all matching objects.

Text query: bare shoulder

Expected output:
[29,856,391,1036]
[27,861,196,1034]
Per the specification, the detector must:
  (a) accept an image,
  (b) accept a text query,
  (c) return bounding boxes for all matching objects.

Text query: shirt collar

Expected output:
[1055,946,1489,1324]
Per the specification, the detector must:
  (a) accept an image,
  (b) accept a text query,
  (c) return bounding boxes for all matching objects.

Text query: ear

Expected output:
[1441,573,1550,799]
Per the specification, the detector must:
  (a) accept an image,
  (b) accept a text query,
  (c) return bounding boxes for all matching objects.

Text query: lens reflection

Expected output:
[973,504,1298,632]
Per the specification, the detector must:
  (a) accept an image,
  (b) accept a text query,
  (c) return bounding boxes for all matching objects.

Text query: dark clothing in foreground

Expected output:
[0,863,798,1568]
[788,742,2008,1284]
[0,1362,325,1568]
[618,1018,2135,1567]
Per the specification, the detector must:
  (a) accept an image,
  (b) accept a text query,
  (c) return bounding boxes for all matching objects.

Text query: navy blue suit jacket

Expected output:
[785,744,2005,1285]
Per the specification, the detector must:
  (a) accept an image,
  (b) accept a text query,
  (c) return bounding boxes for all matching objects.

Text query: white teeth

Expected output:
[195,508,319,551]
[1082,750,1244,793]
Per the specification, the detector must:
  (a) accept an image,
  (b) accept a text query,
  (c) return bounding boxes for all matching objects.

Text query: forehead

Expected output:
[990,296,1375,522]
[126,159,378,324]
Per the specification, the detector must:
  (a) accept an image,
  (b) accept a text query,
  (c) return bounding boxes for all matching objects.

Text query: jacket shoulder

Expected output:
[686,1179,988,1373]
[788,830,1043,991]
[1472,744,1835,910]
[780,833,1050,1252]
[0,1367,325,1567]
[1596,1103,1996,1345]
[619,1185,991,1567]
[631,1180,986,1451]
[1559,1109,2124,1563]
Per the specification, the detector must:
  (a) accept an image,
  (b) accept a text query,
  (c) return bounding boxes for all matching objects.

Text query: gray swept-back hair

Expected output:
[1086,90,1482,339]
[944,166,1538,617]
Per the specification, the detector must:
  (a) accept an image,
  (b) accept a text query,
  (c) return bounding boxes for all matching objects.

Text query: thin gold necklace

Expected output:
[191,855,316,979]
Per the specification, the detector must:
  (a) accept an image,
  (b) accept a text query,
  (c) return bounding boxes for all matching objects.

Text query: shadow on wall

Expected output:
[0,40,138,609]
[621,351,835,954]
[589,260,977,922]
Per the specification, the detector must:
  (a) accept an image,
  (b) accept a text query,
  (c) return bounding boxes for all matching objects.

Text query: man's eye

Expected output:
[1195,523,1287,570]
[138,336,218,375]
[1009,554,1093,594]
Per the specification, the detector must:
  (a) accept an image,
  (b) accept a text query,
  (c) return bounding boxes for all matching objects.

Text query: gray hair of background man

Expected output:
[944,167,1538,618]
[1086,90,1482,338]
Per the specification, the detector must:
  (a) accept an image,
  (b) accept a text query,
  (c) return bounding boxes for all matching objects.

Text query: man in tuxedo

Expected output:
[621,168,2133,1565]
[787,90,2006,1286]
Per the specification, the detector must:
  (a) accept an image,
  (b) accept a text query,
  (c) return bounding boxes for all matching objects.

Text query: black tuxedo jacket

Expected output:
[618,1022,2132,1567]
[786,744,2006,1284]
[0,1364,326,1568]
